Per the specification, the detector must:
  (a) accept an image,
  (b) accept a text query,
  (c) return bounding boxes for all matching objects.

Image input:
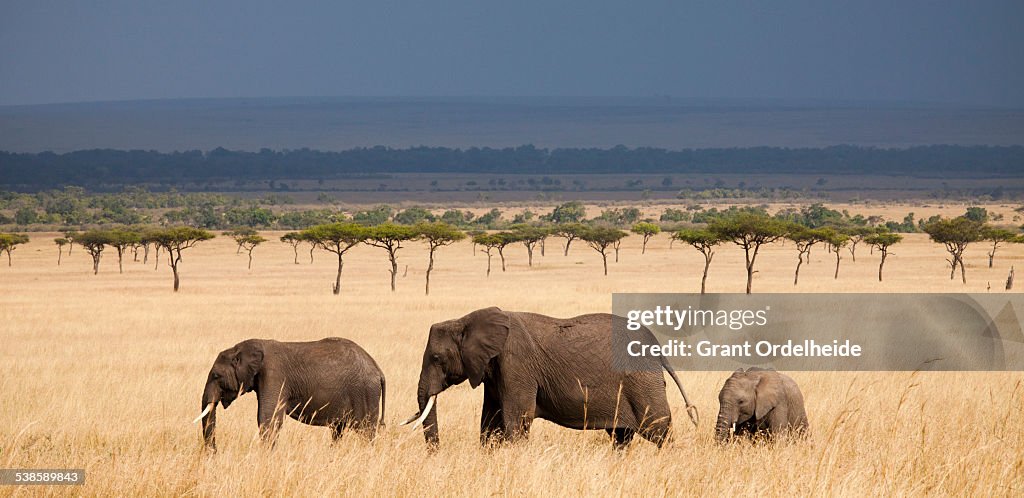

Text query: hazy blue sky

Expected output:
[1,0,1022,107]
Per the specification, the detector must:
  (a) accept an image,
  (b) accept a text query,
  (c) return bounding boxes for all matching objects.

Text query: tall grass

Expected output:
[1,216,1022,496]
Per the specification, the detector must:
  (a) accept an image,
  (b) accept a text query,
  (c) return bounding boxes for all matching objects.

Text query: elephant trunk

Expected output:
[200,384,220,450]
[714,406,735,443]
[416,381,440,448]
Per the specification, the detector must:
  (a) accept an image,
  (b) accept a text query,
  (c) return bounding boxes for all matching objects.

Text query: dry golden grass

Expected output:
[2,215,1024,496]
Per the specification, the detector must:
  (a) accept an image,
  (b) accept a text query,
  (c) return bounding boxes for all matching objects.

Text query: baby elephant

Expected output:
[715,368,808,442]
[194,338,385,450]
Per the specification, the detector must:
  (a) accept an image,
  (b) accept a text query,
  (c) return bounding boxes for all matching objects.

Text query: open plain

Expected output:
[1,205,1023,496]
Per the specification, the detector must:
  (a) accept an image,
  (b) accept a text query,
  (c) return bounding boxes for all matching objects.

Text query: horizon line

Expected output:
[1,95,1017,112]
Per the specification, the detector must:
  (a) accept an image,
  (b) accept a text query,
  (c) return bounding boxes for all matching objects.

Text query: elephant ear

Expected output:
[754,374,782,421]
[232,340,265,393]
[460,307,511,388]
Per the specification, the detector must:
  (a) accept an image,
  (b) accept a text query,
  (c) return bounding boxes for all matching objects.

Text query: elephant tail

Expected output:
[662,361,699,428]
[379,374,386,427]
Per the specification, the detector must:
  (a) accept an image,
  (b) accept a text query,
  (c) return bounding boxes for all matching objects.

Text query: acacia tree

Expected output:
[108,228,141,274]
[473,233,504,276]
[139,228,160,268]
[129,240,142,262]
[302,223,367,295]
[0,233,30,267]
[864,231,902,281]
[923,217,984,284]
[581,227,628,276]
[366,223,417,291]
[613,235,625,262]
[552,223,587,256]
[280,232,303,264]
[631,222,661,254]
[54,238,69,265]
[127,225,147,262]
[510,224,548,267]
[62,230,78,255]
[844,226,875,262]
[539,227,549,257]
[788,226,826,286]
[466,229,486,255]
[709,212,789,294]
[982,227,1017,268]
[672,229,723,294]
[153,227,215,291]
[238,234,267,270]
[414,222,466,295]
[491,231,519,272]
[224,228,259,254]
[820,227,850,279]
[77,230,112,275]
[304,231,320,263]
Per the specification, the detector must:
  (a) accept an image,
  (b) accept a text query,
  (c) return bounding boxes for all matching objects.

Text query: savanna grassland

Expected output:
[2,202,1023,497]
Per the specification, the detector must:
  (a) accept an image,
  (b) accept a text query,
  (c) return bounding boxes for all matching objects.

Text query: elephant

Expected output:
[402,307,698,448]
[714,368,808,442]
[195,337,385,450]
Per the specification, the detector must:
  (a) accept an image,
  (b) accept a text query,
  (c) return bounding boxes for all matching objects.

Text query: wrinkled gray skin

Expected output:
[408,307,698,449]
[200,338,385,450]
[715,368,808,442]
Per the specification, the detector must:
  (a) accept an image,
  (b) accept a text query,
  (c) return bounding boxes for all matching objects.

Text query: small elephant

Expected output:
[714,368,808,442]
[402,307,698,448]
[195,338,385,449]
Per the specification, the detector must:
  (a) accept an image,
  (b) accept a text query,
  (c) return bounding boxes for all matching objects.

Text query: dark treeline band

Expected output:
[2,144,1022,188]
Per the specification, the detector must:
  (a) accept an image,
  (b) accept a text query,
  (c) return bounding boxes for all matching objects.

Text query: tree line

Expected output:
[9,184,1022,236]
[3,205,1019,295]
[3,145,1023,189]
[670,208,1021,293]
[24,226,214,291]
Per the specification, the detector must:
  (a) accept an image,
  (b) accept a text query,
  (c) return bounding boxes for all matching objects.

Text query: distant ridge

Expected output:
[1,97,1022,153]
[2,145,1022,190]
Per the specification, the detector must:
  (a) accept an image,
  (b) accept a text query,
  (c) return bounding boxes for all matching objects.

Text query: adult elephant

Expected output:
[194,338,385,450]
[402,307,698,448]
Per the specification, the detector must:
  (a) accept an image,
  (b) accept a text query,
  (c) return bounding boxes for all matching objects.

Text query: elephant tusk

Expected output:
[731,423,736,434]
[410,395,436,430]
[192,403,214,424]
[400,412,420,426]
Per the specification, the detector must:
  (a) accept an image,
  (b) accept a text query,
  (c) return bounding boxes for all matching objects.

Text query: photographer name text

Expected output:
[626,339,862,358]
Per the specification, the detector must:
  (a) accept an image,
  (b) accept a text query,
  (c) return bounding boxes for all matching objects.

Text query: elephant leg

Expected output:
[636,403,673,448]
[629,394,673,448]
[606,428,635,449]
[498,389,537,442]
[637,420,672,448]
[735,419,758,439]
[256,389,287,446]
[346,394,378,440]
[767,406,790,434]
[352,406,379,440]
[358,417,378,440]
[331,422,346,442]
[480,385,505,445]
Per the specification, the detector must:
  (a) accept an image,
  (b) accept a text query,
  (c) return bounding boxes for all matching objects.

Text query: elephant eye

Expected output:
[431,354,441,363]
[211,373,220,380]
